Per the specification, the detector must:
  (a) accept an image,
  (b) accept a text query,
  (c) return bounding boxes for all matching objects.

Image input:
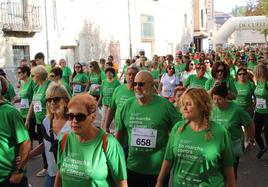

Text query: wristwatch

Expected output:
[17,168,24,173]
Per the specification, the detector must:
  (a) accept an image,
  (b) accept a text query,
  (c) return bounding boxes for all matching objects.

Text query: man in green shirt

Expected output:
[116,71,181,187]
[34,52,51,74]
[0,76,31,186]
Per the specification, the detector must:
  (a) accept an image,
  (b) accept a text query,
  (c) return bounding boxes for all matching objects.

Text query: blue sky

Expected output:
[214,0,250,13]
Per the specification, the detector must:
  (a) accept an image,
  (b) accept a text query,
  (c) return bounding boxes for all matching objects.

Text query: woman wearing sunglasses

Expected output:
[184,62,207,89]
[54,93,127,187]
[17,66,36,144]
[88,61,102,100]
[158,64,180,102]
[29,82,70,187]
[234,68,255,116]
[205,61,237,100]
[71,62,88,96]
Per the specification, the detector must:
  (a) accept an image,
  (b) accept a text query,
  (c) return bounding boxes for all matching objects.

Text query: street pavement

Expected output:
[26,141,268,187]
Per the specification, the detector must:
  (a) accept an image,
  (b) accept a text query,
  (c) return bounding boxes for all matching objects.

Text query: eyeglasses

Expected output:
[66,111,95,122]
[238,73,247,76]
[216,69,224,73]
[46,97,62,103]
[133,82,145,87]
[75,66,81,69]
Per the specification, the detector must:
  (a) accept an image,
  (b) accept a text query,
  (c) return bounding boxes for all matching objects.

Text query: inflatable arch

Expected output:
[213,16,268,48]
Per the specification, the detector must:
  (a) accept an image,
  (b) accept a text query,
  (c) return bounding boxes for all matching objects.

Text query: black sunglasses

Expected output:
[238,73,247,76]
[66,111,95,122]
[216,69,224,73]
[133,82,145,87]
[46,97,62,103]
[31,74,35,77]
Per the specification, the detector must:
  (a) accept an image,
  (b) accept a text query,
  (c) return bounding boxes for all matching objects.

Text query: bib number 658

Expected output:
[136,138,151,147]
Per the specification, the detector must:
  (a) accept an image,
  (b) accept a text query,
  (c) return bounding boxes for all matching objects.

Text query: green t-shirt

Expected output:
[230,66,238,79]
[101,79,120,106]
[72,73,88,95]
[174,63,186,80]
[19,78,35,118]
[184,74,207,89]
[88,73,102,96]
[32,80,51,124]
[61,80,72,98]
[61,66,72,85]
[234,81,255,109]
[165,120,234,187]
[117,95,181,174]
[254,81,268,114]
[205,78,237,95]
[247,61,257,73]
[57,129,127,187]
[0,102,30,182]
[110,84,135,129]
[4,83,16,102]
[211,102,252,141]
[204,70,212,79]
[151,69,159,81]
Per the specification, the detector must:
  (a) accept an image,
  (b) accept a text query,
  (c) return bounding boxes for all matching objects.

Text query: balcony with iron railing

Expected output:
[0,2,42,35]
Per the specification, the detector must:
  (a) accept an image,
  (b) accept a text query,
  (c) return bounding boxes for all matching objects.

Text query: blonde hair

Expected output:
[46,82,71,118]
[254,64,268,81]
[31,65,48,81]
[178,88,213,140]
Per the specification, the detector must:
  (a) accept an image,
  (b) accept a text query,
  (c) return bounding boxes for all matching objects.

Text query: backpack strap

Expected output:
[102,133,108,154]
[61,132,69,151]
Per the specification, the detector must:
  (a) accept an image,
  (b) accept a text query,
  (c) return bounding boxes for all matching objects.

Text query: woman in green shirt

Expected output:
[156,88,235,187]
[253,64,268,161]
[26,65,51,177]
[98,67,120,127]
[54,93,127,187]
[88,61,102,100]
[17,66,36,143]
[205,61,237,100]
[234,68,255,116]
[71,63,88,96]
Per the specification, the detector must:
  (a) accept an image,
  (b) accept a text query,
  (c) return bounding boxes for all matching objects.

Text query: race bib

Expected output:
[20,99,29,109]
[90,84,100,92]
[33,101,42,112]
[256,98,267,109]
[73,84,81,93]
[131,128,157,148]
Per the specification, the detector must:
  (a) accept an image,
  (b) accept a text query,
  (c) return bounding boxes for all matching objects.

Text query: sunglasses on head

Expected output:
[133,82,145,87]
[66,111,95,122]
[46,97,62,103]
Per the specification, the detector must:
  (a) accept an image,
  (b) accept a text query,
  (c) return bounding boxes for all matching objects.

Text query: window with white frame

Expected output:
[141,14,154,40]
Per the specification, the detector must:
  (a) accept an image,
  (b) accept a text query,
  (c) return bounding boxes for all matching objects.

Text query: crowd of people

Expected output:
[0,45,268,187]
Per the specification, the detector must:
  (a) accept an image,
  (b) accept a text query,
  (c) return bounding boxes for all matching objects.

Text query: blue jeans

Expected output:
[42,175,55,187]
